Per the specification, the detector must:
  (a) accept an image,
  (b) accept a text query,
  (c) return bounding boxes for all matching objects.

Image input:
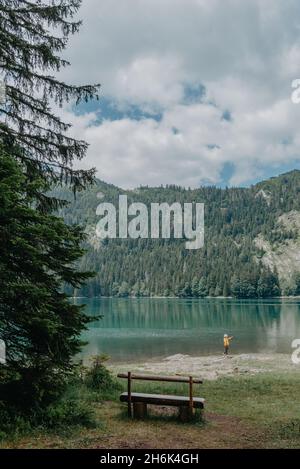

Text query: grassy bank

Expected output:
[1,369,300,449]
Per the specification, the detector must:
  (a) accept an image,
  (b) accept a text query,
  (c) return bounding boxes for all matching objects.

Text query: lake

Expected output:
[74,298,300,362]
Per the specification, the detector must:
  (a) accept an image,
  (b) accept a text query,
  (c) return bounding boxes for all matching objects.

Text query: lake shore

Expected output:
[2,353,300,449]
[110,352,298,380]
[73,296,300,299]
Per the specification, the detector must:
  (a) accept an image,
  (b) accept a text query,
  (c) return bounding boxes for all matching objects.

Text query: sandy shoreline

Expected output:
[110,353,298,380]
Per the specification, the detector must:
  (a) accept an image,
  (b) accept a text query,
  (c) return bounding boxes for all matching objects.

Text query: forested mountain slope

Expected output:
[54,170,300,298]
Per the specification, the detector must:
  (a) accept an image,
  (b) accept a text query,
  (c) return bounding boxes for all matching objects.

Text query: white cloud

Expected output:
[63,95,300,188]
[58,0,300,187]
[113,56,185,111]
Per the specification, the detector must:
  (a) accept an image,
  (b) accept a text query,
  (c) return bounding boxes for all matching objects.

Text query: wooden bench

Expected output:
[117,372,204,422]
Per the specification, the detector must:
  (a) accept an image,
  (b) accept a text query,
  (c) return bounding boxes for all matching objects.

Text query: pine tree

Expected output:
[255,267,280,298]
[0,145,93,412]
[198,277,208,298]
[222,282,230,297]
[118,281,129,298]
[292,272,300,296]
[214,284,222,297]
[191,276,199,297]
[179,282,192,298]
[0,0,100,207]
[111,282,119,297]
[231,275,241,298]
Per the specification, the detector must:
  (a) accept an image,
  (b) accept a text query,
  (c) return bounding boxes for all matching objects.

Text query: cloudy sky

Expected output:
[59,0,300,188]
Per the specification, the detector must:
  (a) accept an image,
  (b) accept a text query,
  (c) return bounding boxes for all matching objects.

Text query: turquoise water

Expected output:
[74,298,300,362]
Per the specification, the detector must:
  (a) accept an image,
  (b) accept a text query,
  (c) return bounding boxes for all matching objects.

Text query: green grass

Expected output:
[202,372,300,425]
[115,371,300,446]
[1,371,300,448]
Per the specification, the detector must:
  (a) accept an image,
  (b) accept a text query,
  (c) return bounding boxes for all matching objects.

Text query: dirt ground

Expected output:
[1,401,268,449]
[111,352,295,380]
[91,403,266,449]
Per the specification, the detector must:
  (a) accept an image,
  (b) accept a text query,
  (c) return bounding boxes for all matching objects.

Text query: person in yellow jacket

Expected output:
[223,334,234,356]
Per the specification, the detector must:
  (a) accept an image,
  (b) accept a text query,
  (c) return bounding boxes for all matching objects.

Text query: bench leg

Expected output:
[178,406,194,422]
[133,402,147,419]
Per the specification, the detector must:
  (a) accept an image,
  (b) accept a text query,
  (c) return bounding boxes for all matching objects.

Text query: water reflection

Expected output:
[74,298,300,362]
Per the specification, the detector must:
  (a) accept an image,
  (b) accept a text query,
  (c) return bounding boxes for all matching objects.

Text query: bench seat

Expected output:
[120,392,205,408]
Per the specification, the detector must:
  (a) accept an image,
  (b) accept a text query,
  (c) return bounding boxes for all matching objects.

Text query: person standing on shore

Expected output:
[223,334,234,356]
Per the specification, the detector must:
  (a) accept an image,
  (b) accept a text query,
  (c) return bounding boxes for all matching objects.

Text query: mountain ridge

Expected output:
[53,169,300,298]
